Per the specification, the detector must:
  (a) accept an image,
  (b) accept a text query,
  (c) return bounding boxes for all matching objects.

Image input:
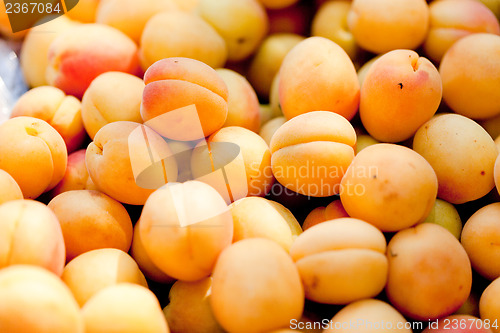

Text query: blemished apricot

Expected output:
[82,72,145,140]
[216,69,261,133]
[46,23,139,98]
[191,126,274,202]
[11,86,86,152]
[0,116,67,199]
[48,190,133,262]
[386,223,472,320]
[440,33,500,119]
[423,198,462,239]
[413,113,498,204]
[323,299,412,333]
[0,200,65,276]
[347,0,429,54]
[163,278,224,333]
[198,0,269,62]
[61,248,148,307]
[359,50,442,143]
[422,314,493,333]
[461,203,500,280]
[230,196,302,251]
[141,57,229,141]
[290,218,387,304]
[0,169,23,205]
[139,11,227,70]
[247,33,305,98]
[424,0,500,63]
[302,199,349,230]
[211,238,304,332]
[85,121,177,205]
[480,277,500,333]
[139,181,233,281]
[82,283,169,333]
[0,265,84,333]
[270,111,356,197]
[340,143,437,232]
[66,0,100,23]
[260,116,286,146]
[279,37,360,121]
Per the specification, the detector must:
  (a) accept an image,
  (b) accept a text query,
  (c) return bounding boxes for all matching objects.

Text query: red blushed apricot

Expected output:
[279,37,360,121]
[0,116,67,199]
[0,169,23,205]
[141,57,229,141]
[0,200,65,276]
[302,199,349,230]
[422,314,493,333]
[46,23,139,99]
[360,50,442,143]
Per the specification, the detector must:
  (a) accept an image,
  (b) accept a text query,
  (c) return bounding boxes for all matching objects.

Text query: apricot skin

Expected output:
[0,170,23,205]
[480,277,500,333]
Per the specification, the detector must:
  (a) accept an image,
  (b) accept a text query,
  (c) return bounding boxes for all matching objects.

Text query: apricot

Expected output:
[82,72,145,140]
[413,113,498,204]
[423,198,462,239]
[360,50,442,143]
[347,0,429,54]
[279,37,360,120]
[0,199,65,275]
[139,181,233,281]
[82,283,169,333]
[260,116,286,146]
[290,218,387,304]
[46,23,139,98]
[0,265,83,333]
[422,314,493,333]
[0,169,23,205]
[66,0,100,23]
[85,121,177,205]
[0,116,67,199]
[163,278,224,333]
[270,111,356,197]
[357,55,381,88]
[323,299,412,333]
[216,69,260,133]
[386,223,472,320]
[11,86,86,152]
[48,190,133,262]
[61,248,148,307]
[198,0,269,62]
[302,199,349,230]
[355,134,380,154]
[50,149,97,197]
[440,33,500,119]
[480,277,500,333]
[269,73,283,118]
[211,238,304,332]
[139,11,227,70]
[141,57,228,141]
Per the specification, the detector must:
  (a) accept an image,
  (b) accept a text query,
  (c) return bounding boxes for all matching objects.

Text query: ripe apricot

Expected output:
[0,169,23,205]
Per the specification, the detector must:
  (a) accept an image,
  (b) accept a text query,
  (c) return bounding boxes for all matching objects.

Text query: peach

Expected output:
[0,116,67,199]
[290,218,388,304]
[140,57,229,141]
[271,111,356,197]
[359,50,442,143]
[46,23,140,98]
[211,238,304,332]
[85,121,177,205]
[66,0,100,23]
[423,198,462,239]
[413,114,498,204]
[0,265,84,333]
[20,15,78,88]
[48,190,133,262]
[82,283,169,333]
[259,116,286,146]
[386,223,472,320]
[302,199,349,230]
[0,169,23,205]
[81,72,145,140]
[11,86,86,152]
[461,203,500,280]
[439,33,500,119]
[422,314,493,333]
[96,0,178,43]
[61,248,148,307]
[323,299,412,333]
[279,37,360,120]
[258,0,299,9]
[480,277,500,333]
[347,0,430,54]
[0,199,65,275]
[191,126,274,201]
[198,0,269,62]
[230,196,302,251]
[163,278,224,333]
[139,11,227,70]
[139,181,233,281]
[216,68,260,133]
[247,33,305,98]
